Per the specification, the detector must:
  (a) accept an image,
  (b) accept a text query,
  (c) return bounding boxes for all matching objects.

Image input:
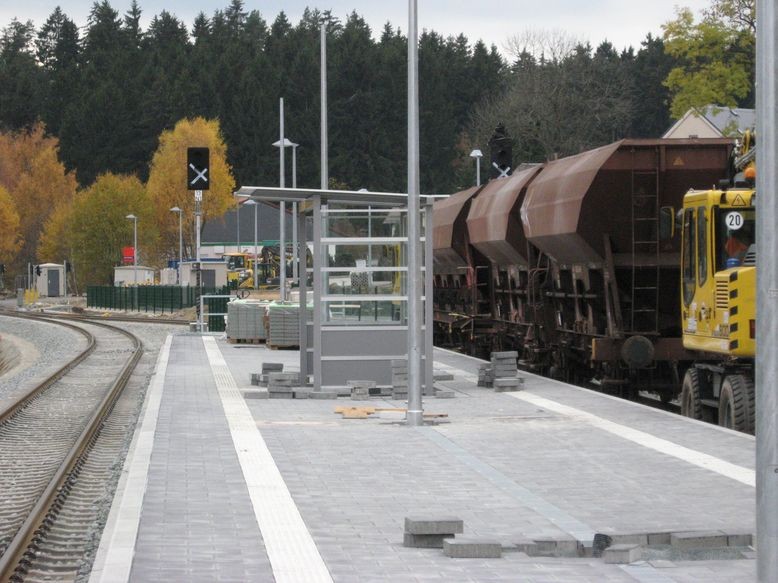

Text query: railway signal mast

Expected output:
[188,147,210,328]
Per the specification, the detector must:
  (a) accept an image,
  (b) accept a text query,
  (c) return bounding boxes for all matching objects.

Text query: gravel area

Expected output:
[0,314,86,408]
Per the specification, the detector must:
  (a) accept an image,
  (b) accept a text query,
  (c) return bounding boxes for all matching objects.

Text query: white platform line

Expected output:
[89,334,173,583]
[202,337,333,583]
[508,391,755,487]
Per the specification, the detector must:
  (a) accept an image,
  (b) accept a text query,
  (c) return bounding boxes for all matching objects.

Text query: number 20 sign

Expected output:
[726,212,743,230]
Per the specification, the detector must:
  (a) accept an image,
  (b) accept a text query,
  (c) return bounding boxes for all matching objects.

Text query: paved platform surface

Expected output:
[91,334,757,582]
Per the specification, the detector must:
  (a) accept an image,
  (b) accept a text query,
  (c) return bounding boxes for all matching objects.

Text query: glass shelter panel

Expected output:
[320,205,412,326]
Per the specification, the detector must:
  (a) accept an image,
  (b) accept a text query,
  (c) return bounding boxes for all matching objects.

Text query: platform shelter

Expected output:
[235,186,437,393]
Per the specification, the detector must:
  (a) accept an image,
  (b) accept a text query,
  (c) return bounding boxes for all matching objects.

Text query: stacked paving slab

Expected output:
[490,351,522,392]
[267,301,304,348]
[403,517,501,558]
[391,360,408,400]
[267,372,301,399]
[251,362,283,387]
[226,300,268,342]
[347,380,376,400]
[477,364,494,388]
[403,517,463,549]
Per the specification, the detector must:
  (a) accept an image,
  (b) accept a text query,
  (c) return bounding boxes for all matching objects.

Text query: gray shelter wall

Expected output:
[202,202,299,245]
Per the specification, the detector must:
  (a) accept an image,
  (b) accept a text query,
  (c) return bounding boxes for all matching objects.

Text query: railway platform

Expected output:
[89,333,757,582]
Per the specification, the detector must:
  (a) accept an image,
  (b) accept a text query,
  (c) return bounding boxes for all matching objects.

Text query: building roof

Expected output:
[234,186,442,206]
[663,105,755,139]
[702,106,755,136]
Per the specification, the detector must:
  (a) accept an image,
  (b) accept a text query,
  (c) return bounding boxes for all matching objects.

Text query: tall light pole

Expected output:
[470,149,483,187]
[321,23,328,191]
[277,98,286,301]
[170,206,183,284]
[757,0,777,578]
[273,136,299,298]
[126,214,138,285]
[292,142,299,283]
[406,0,423,426]
[244,200,259,289]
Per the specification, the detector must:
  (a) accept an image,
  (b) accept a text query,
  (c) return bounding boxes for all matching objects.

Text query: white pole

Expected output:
[196,195,202,263]
[253,203,259,289]
[292,144,299,284]
[757,0,778,578]
[133,217,138,286]
[178,211,183,284]
[476,157,481,186]
[406,0,423,426]
[196,191,202,331]
[237,198,240,253]
[321,23,328,191]
[280,97,286,301]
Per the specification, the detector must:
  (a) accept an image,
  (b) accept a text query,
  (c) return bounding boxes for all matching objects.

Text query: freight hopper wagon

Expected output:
[433,139,734,402]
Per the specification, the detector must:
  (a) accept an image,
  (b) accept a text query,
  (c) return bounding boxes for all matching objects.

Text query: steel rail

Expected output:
[0,311,96,425]
[0,312,143,582]
[36,310,189,326]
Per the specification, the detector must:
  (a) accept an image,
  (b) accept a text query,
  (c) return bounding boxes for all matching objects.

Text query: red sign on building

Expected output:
[122,246,135,264]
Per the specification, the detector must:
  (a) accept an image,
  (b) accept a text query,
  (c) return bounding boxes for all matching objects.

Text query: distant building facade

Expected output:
[200,201,294,260]
[663,105,755,139]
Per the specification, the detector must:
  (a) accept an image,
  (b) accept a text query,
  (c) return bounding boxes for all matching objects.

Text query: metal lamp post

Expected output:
[170,206,183,284]
[272,136,299,299]
[470,149,483,186]
[406,0,423,426]
[244,200,259,289]
[125,214,138,285]
[292,143,299,284]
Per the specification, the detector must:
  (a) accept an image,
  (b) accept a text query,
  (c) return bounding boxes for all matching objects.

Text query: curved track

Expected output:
[0,312,143,582]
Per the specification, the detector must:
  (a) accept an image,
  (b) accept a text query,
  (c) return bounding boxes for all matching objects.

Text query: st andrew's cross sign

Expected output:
[187,147,210,191]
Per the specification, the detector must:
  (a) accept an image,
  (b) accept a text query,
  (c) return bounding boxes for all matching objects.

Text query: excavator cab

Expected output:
[680,189,756,359]
[677,186,756,432]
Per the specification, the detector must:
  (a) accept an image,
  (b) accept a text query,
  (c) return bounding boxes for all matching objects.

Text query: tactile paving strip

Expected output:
[202,336,333,583]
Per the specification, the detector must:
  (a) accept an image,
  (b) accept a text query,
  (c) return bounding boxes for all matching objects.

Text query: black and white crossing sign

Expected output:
[492,162,511,179]
[187,147,210,190]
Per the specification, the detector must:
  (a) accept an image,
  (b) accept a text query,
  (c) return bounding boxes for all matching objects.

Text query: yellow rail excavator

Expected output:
[678,130,756,432]
[224,252,253,287]
[224,249,282,289]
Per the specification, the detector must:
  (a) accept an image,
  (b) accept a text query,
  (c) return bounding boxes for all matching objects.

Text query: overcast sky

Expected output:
[2,1,711,55]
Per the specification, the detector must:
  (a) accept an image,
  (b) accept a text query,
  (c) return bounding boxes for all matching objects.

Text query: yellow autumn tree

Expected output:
[37,202,72,264]
[68,174,158,288]
[146,118,235,261]
[0,185,22,262]
[0,123,77,271]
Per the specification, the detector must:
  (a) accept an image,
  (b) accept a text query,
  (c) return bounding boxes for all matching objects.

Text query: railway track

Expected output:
[0,312,144,582]
[32,309,188,326]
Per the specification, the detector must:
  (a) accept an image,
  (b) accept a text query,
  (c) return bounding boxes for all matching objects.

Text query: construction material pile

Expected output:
[226,299,269,342]
[267,301,308,348]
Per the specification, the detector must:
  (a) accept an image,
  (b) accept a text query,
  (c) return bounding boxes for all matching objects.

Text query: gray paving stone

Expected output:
[435,388,456,399]
[128,336,273,582]
[602,543,641,564]
[152,340,758,583]
[443,537,502,558]
[404,517,464,535]
[402,533,453,549]
[309,391,339,400]
[648,532,673,545]
[242,388,269,400]
[532,537,581,557]
[609,533,649,545]
[722,530,753,547]
[671,531,728,549]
